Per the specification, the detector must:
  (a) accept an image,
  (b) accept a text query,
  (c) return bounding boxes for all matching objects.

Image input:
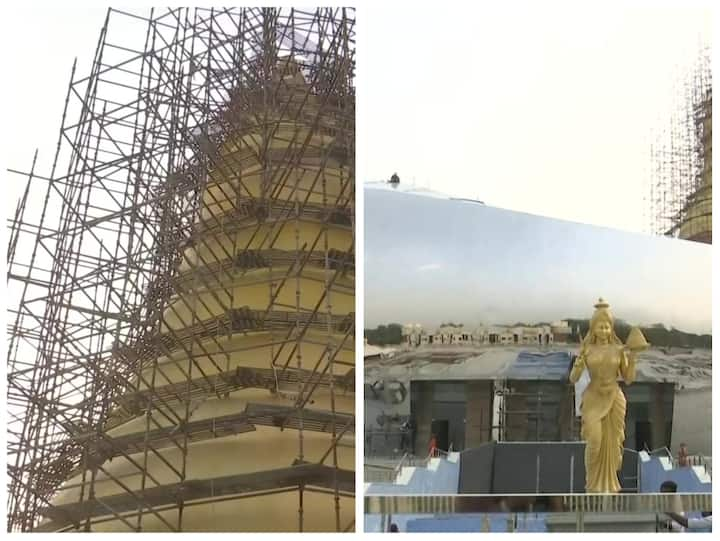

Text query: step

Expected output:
[692,465,712,484]
[395,466,416,485]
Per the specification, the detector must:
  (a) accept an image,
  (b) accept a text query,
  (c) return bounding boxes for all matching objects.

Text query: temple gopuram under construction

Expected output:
[649,47,712,244]
[7,7,355,532]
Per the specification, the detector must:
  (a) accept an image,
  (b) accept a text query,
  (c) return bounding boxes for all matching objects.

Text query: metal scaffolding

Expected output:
[7,7,355,532]
[649,47,712,243]
[497,381,578,443]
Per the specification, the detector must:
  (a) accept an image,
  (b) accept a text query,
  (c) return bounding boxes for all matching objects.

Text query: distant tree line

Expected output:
[365,323,403,346]
[566,319,711,349]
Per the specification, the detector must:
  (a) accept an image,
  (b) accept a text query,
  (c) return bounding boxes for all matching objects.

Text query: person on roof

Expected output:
[677,442,689,467]
[428,433,438,458]
[399,417,414,453]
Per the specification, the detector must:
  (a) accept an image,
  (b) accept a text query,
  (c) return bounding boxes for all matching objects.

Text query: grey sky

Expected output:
[364,185,712,334]
[2,7,154,321]
[359,2,711,233]
[2,7,108,198]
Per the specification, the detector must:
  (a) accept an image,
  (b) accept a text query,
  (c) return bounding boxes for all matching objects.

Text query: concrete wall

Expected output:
[465,381,494,448]
[413,382,434,456]
[671,387,712,456]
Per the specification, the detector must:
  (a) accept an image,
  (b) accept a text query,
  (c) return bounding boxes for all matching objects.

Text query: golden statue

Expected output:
[569,298,648,493]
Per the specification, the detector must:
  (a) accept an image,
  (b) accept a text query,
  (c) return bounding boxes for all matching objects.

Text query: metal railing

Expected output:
[645,445,712,479]
[672,454,712,476]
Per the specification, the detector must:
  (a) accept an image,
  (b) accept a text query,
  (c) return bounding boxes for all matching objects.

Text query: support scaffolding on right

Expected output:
[649,47,712,244]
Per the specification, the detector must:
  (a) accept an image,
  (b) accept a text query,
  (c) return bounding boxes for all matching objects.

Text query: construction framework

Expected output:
[7,7,355,532]
[649,47,712,243]
[497,382,578,443]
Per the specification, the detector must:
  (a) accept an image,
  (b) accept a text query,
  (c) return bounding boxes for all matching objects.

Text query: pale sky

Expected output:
[359,1,712,233]
[2,7,109,208]
[2,7,159,325]
[1,3,712,226]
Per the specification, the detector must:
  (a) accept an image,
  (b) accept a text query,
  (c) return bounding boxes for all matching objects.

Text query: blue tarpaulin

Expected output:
[405,514,549,532]
[502,351,573,380]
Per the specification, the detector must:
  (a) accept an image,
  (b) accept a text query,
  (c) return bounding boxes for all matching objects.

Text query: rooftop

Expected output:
[365,345,711,388]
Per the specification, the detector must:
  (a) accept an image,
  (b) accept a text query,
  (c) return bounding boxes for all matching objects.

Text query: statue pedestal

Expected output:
[458,441,639,494]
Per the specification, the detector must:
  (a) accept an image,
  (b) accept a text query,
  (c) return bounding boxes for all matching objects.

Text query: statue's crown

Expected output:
[594,297,610,309]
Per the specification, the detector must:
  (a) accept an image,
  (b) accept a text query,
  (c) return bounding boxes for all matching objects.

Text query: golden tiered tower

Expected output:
[679,89,712,243]
[650,49,711,244]
[7,8,354,533]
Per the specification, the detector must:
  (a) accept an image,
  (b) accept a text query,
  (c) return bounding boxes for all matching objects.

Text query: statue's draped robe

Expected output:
[570,343,635,493]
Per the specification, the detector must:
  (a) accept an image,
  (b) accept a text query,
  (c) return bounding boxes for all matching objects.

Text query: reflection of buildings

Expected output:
[402,321,571,347]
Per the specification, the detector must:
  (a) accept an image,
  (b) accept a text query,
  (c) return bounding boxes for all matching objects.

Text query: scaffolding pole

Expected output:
[649,46,712,243]
[7,7,355,532]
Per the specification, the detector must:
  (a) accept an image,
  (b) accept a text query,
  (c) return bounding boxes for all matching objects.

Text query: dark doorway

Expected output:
[513,334,519,344]
[635,421,652,451]
[431,419,450,452]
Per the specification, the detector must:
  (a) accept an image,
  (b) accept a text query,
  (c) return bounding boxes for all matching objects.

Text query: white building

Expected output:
[550,320,571,344]
[402,323,424,346]
[402,321,572,347]
[475,324,554,346]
